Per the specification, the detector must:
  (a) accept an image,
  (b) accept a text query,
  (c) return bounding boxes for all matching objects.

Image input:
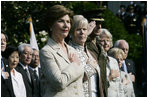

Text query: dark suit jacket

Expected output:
[1,57,13,97]
[86,41,108,97]
[125,59,135,75]
[29,67,43,97]
[4,71,15,97]
[1,75,14,97]
[2,57,9,72]
[125,59,137,96]
[15,63,33,97]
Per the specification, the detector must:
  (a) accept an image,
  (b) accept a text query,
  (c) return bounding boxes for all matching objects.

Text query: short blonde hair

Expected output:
[108,48,125,59]
[70,15,88,36]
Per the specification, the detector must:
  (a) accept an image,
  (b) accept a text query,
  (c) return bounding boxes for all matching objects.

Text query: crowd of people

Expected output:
[1,4,145,97]
[116,1,147,35]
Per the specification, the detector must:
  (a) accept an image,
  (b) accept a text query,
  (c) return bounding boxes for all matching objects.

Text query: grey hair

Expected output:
[70,15,88,36]
[99,28,113,47]
[114,39,129,48]
[18,43,32,55]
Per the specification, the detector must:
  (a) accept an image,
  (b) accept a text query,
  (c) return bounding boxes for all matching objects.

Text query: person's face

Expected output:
[20,46,32,66]
[73,24,88,46]
[1,33,7,52]
[99,34,111,52]
[116,54,124,68]
[52,14,71,39]
[118,42,129,59]
[121,8,125,12]
[30,50,40,68]
[93,23,102,36]
[9,51,19,69]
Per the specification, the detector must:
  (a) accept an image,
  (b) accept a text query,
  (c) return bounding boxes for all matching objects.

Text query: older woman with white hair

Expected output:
[108,48,135,97]
[96,29,124,97]
[69,15,104,97]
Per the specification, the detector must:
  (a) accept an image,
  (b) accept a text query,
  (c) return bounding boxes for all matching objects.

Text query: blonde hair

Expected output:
[108,48,125,59]
[70,15,88,36]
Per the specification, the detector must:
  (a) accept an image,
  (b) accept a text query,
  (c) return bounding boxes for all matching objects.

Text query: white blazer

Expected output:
[107,56,124,97]
[39,38,84,97]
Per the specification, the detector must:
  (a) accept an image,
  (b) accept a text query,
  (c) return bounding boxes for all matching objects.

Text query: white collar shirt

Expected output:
[11,68,26,97]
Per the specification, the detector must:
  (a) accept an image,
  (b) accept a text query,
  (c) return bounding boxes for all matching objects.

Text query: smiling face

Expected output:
[52,14,71,40]
[1,33,7,52]
[9,51,19,69]
[19,46,32,66]
[99,33,111,52]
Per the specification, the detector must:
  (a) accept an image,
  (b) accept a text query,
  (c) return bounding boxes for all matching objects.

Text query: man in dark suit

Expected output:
[16,43,34,97]
[114,40,135,81]
[114,40,137,95]
[1,32,11,97]
[29,48,42,97]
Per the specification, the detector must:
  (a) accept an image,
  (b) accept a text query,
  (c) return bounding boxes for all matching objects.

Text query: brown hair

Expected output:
[44,5,73,32]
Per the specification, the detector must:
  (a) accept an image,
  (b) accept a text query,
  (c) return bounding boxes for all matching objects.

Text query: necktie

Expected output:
[25,68,31,83]
[34,69,39,80]
[123,62,128,73]
[34,69,40,88]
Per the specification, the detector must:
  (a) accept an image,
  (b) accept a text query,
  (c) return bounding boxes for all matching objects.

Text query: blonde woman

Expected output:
[108,48,135,97]
[69,15,104,97]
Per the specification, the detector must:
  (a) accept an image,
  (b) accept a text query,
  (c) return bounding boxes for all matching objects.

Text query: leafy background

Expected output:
[1,1,146,96]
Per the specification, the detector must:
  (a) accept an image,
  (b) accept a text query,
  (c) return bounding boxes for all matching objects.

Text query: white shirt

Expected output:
[11,68,26,97]
[122,60,128,74]
[29,66,39,78]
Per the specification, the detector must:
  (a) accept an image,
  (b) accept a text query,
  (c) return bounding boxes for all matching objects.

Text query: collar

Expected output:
[19,62,28,70]
[69,41,84,51]
[47,38,69,51]
[29,66,38,71]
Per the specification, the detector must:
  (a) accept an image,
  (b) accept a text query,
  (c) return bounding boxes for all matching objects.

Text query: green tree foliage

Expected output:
[1,1,100,48]
[102,8,143,61]
[102,8,144,89]
[1,1,144,74]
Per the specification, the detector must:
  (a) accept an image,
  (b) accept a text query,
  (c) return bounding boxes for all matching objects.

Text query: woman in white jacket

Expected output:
[96,29,125,97]
[108,48,135,97]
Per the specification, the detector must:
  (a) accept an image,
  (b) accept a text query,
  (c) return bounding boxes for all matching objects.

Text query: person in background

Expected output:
[114,40,135,82]
[1,32,10,97]
[69,15,104,97]
[39,5,84,97]
[29,48,42,96]
[108,48,135,97]
[96,29,124,97]
[4,46,26,97]
[15,43,34,97]
[1,32,9,77]
[116,5,127,22]
[86,18,108,97]
[114,39,137,95]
